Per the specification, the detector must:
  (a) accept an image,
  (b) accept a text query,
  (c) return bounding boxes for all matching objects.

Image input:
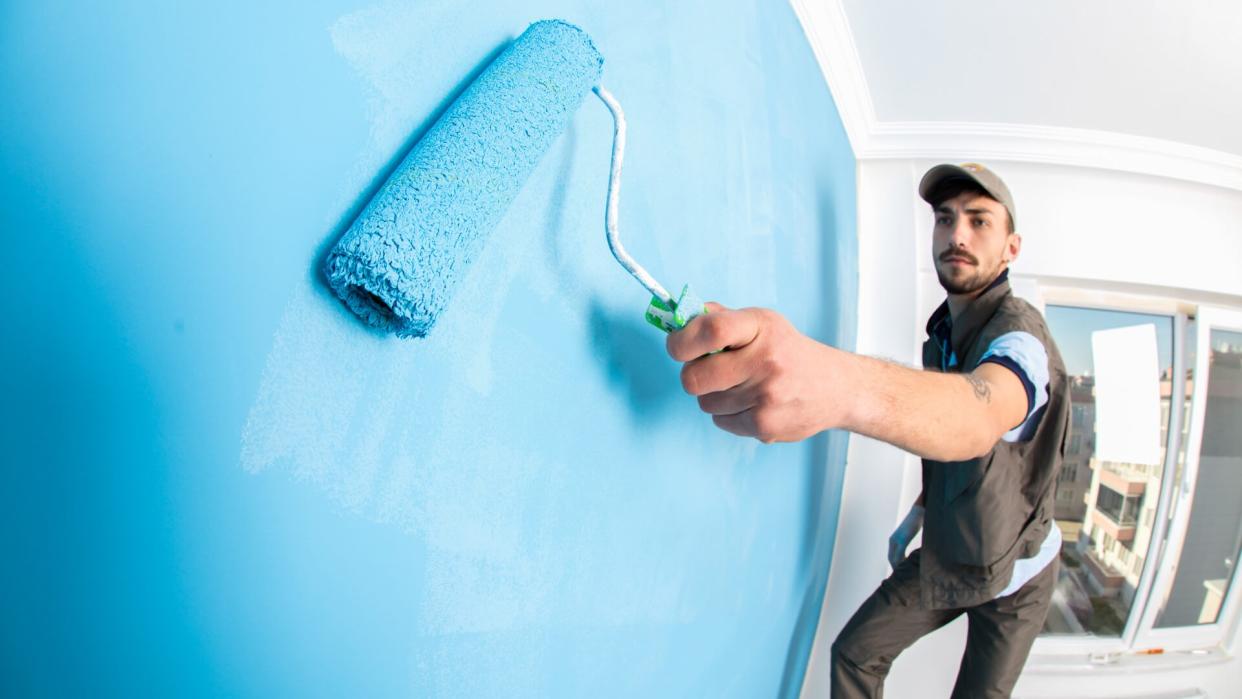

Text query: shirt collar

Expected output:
[926,268,1012,358]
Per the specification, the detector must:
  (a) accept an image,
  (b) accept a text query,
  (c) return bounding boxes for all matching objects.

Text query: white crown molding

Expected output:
[789,0,1242,192]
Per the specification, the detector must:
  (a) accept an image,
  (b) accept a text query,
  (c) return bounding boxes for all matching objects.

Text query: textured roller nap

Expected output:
[323,19,604,338]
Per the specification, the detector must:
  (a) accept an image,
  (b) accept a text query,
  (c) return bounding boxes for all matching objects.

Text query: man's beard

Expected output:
[936,252,1003,295]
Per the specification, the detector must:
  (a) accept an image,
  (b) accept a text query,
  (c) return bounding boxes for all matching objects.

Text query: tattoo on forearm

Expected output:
[963,374,992,403]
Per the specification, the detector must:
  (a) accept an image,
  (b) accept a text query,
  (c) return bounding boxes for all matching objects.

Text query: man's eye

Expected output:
[936,217,951,225]
[973,218,988,228]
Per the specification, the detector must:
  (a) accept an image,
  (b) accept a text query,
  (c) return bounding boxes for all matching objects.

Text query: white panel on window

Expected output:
[1091,324,1163,466]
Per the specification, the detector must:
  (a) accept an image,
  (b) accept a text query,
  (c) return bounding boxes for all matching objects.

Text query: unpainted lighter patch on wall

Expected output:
[238,185,556,524]
[241,3,575,510]
[239,283,425,527]
[330,1,473,160]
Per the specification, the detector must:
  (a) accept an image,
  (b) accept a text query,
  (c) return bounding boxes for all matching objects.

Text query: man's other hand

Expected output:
[665,303,840,443]
[888,505,925,569]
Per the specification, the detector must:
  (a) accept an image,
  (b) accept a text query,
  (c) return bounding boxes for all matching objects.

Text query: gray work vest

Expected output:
[918,278,1071,609]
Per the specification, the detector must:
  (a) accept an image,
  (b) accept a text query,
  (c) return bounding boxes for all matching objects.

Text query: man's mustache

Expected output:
[939,249,978,265]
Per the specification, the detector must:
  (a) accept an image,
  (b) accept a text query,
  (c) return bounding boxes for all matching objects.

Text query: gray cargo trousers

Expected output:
[830,549,1057,698]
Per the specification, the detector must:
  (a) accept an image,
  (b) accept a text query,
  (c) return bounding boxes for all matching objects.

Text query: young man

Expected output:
[666,163,1068,697]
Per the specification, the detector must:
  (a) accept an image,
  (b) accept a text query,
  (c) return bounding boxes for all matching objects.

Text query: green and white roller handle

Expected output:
[593,85,707,333]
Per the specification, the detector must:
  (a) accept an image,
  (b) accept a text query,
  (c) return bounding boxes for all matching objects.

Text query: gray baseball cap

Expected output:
[918,162,1017,230]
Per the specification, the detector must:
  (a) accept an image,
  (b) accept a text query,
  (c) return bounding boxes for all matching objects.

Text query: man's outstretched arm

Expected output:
[666,304,1028,462]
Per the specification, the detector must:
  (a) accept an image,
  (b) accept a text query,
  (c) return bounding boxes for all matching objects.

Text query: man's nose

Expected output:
[949,217,973,246]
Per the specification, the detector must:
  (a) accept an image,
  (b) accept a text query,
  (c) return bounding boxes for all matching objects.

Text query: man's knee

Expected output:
[831,634,894,699]
[831,629,889,679]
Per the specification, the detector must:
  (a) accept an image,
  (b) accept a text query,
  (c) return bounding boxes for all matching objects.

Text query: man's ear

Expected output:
[1006,233,1022,263]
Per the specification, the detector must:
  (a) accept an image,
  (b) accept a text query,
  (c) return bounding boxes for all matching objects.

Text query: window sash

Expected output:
[1134,306,1242,651]
[1028,288,1189,656]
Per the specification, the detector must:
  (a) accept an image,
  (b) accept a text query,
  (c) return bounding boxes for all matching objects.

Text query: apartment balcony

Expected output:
[1098,462,1148,496]
[1091,508,1137,542]
[1082,547,1126,596]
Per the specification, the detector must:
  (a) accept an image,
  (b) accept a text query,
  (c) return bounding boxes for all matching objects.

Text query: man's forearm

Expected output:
[667,305,1024,448]
[824,346,1002,462]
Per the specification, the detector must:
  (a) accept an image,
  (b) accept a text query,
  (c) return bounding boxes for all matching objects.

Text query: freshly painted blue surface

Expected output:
[0,2,856,697]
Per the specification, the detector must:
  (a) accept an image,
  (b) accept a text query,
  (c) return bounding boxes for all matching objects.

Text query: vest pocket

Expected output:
[942,453,988,504]
[940,449,1026,568]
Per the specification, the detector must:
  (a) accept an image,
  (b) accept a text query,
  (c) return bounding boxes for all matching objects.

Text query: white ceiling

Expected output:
[839,0,1242,157]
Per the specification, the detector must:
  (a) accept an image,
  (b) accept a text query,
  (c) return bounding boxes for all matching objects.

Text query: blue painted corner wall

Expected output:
[0,1,856,696]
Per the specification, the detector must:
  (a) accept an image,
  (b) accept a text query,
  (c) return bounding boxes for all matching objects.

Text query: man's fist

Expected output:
[665,304,841,443]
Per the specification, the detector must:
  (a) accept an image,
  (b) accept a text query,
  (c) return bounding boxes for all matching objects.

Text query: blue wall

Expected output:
[0,1,856,696]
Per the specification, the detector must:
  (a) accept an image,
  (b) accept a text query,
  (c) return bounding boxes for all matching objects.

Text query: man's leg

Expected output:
[951,557,1058,699]
[831,550,963,699]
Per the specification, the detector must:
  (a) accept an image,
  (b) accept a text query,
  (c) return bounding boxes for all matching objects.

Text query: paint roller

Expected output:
[323,19,704,338]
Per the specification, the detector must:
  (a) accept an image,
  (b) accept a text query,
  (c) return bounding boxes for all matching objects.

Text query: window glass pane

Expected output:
[1039,306,1175,637]
[1154,329,1242,627]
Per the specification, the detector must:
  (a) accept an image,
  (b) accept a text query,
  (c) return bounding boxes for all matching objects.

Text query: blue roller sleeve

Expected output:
[323,20,604,338]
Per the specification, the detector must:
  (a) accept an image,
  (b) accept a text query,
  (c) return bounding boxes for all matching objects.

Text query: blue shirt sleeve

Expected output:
[976,331,1049,442]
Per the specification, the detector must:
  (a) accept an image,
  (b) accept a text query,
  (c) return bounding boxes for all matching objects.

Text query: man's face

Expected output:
[931,191,1020,296]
